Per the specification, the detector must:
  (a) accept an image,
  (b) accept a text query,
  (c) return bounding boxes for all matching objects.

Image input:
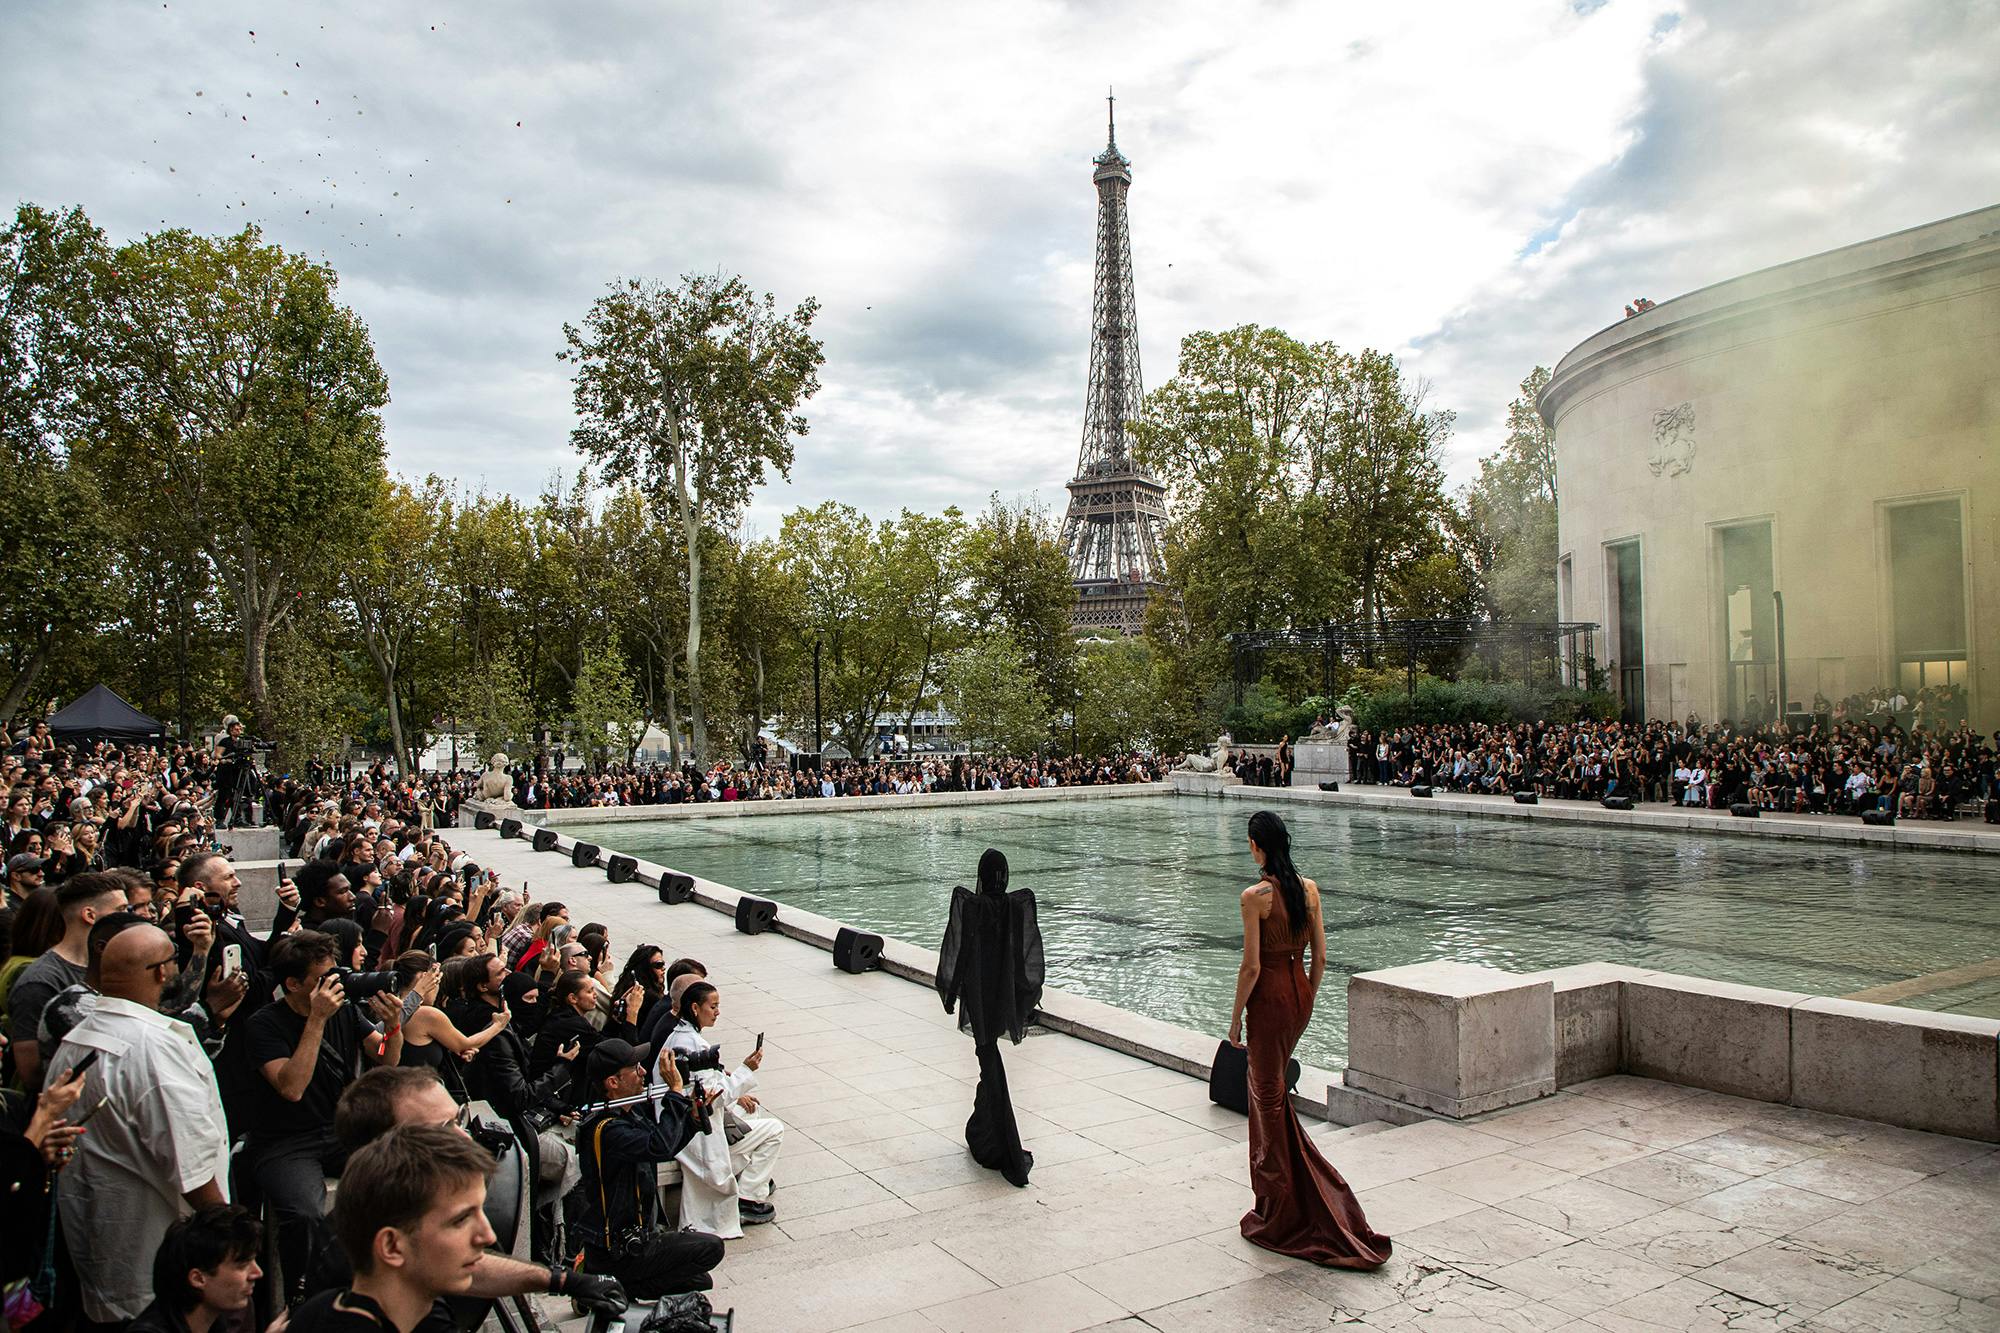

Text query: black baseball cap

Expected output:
[585,1037,650,1089]
[7,853,49,877]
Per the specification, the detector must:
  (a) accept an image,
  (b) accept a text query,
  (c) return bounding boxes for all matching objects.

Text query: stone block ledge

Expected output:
[517,781,1171,827]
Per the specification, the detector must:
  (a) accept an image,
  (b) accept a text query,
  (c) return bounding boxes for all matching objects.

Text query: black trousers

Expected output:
[583,1230,725,1301]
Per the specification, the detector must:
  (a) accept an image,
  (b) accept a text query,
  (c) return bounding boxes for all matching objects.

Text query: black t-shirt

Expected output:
[286,1288,453,1333]
[243,999,369,1144]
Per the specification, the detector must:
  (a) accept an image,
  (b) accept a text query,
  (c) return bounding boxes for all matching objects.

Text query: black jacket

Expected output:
[450,998,571,1124]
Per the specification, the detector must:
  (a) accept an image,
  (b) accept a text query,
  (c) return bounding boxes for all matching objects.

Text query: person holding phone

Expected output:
[663,981,783,1235]
[44,924,233,1323]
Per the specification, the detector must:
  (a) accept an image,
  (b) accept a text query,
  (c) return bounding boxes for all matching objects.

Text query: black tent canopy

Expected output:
[46,684,165,742]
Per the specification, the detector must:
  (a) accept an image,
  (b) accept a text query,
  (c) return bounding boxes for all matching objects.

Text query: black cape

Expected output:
[936,852,1044,1045]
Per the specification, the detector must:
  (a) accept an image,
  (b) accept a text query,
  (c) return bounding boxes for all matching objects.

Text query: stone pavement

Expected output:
[466,828,2000,1332]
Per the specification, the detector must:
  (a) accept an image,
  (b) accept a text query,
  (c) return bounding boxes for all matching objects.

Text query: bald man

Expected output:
[47,924,233,1325]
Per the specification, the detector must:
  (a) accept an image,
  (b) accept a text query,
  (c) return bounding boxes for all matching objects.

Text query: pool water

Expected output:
[566,796,2000,1071]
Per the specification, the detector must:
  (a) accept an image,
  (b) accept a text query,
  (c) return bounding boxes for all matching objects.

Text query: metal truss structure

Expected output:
[1059,94,1171,634]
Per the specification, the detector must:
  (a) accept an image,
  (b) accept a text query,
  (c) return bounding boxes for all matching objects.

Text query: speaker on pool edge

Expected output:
[1730,803,1760,819]
[834,927,884,974]
[570,842,601,869]
[735,895,778,935]
[498,818,523,840]
[1513,791,1539,805]
[605,855,639,884]
[1600,796,1634,811]
[1410,785,1434,798]
[1317,781,1340,792]
[474,811,496,831]
[1861,809,1895,827]
[531,827,560,852]
[657,872,695,905]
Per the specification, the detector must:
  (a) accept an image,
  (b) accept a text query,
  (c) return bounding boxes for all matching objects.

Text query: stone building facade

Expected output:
[1541,204,2000,733]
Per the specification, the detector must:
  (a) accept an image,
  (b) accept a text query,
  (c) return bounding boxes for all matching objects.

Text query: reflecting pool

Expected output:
[565,796,2000,1071]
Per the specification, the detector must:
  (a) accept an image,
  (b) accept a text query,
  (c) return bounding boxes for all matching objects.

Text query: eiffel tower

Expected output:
[1059,93,1170,634]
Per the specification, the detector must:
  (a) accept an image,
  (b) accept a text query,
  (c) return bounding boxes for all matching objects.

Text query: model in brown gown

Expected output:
[1234,810,1390,1268]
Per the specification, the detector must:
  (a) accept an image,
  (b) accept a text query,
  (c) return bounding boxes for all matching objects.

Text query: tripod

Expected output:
[223,756,263,829]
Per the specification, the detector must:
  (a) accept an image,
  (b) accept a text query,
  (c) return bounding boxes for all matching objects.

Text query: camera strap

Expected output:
[591,1114,645,1243]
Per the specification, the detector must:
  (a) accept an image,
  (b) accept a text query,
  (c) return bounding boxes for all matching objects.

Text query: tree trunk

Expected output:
[674,480,707,767]
[243,615,271,727]
[383,668,406,776]
[0,639,51,734]
[664,677,683,768]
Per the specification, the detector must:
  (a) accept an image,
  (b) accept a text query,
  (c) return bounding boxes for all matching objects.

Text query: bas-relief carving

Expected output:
[1649,401,1696,478]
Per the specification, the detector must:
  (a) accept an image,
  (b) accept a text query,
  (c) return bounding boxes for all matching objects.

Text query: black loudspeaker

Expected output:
[655,872,695,905]
[1317,781,1340,792]
[1600,796,1634,811]
[498,818,523,840]
[1410,785,1434,798]
[474,811,496,830]
[1513,791,1539,805]
[734,896,777,934]
[833,927,884,974]
[531,827,559,852]
[1861,809,1895,827]
[570,842,601,869]
[605,855,639,884]
[1730,803,1760,819]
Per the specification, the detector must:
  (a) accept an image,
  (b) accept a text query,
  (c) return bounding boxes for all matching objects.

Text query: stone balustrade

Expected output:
[1334,958,2000,1143]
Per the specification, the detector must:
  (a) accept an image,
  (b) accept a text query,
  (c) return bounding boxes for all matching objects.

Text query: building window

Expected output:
[1715,521,1775,723]
[1887,499,1967,701]
[1606,541,1644,722]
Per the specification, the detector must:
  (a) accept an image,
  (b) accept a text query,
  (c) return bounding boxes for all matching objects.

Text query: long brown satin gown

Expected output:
[1240,885,1392,1268]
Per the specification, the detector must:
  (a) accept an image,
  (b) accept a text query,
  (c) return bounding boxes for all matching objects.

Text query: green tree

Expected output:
[962,496,1078,720]
[449,645,534,761]
[940,630,1052,756]
[563,273,823,765]
[881,507,967,748]
[344,475,450,773]
[567,642,647,770]
[263,619,355,768]
[1462,367,1558,621]
[1312,348,1454,636]
[777,501,911,758]
[0,204,113,729]
[78,225,390,726]
[1074,636,1162,756]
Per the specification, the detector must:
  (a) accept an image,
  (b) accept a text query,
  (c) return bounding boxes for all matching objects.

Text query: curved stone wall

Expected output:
[1542,205,2000,732]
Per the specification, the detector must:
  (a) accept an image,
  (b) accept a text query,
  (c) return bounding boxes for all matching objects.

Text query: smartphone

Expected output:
[399,990,424,1026]
[72,1096,114,1128]
[754,1032,765,1054]
[222,944,243,975]
[70,1049,101,1078]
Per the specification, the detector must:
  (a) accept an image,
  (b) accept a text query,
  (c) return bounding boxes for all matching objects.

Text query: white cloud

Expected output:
[3,0,1993,528]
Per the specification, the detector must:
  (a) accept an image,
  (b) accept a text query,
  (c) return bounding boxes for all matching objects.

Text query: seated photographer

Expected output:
[573,1039,725,1298]
[664,980,782,1234]
[240,930,405,1298]
[300,1067,627,1330]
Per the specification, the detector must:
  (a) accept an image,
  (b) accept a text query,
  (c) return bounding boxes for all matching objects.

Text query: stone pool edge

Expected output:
[1182,775,2000,855]
[471,807,1342,1120]
[518,781,1172,826]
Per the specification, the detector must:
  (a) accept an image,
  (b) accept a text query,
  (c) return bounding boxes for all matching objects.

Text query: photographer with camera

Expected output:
[663,980,783,1235]
[210,716,270,831]
[240,930,405,1298]
[574,1039,725,1302]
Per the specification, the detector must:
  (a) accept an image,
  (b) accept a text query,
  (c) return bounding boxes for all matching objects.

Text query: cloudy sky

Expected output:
[6,1,1997,533]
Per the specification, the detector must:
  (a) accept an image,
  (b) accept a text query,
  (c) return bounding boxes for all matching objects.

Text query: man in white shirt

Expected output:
[47,922,231,1324]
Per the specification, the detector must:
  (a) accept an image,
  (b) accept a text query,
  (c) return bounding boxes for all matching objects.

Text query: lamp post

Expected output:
[812,635,824,758]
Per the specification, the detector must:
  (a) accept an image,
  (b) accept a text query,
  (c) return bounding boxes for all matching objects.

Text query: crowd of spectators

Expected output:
[510,751,1169,809]
[1344,711,1999,820]
[0,722,870,1332]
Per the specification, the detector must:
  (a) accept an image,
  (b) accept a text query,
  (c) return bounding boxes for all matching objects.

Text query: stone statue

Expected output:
[1173,730,1234,774]
[1307,706,1354,743]
[476,752,514,803]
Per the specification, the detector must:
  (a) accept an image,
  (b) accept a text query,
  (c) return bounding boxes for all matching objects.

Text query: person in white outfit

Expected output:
[663,980,782,1236]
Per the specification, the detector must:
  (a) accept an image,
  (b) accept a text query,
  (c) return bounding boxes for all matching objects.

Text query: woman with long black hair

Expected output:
[1228,810,1389,1268]
[936,848,1043,1187]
